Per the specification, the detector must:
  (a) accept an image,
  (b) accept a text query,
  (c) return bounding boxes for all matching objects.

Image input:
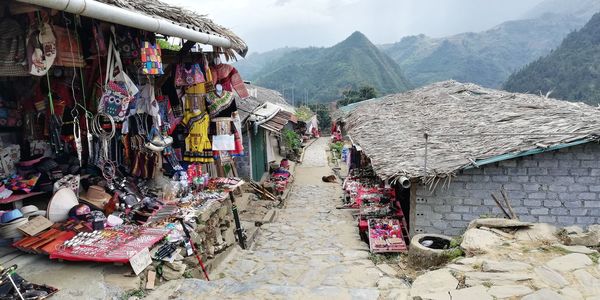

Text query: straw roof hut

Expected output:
[237,84,295,121]
[344,81,600,183]
[97,0,247,57]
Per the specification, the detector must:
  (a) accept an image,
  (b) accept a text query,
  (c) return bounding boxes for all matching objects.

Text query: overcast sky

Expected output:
[167,0,544,53]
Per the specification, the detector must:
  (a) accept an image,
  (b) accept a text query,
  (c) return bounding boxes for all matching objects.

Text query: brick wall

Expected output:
[414,142,600,236]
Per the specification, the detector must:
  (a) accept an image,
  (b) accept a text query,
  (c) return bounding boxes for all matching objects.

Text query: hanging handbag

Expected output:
[185,58,215,94]
[0,17,28,76]
[175,63,205,86]
[140,41,163,75]
[98,31,137,121]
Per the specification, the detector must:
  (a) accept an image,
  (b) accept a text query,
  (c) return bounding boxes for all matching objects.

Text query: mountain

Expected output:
[234,47,299,80]
[250,32,411,102]
[381,0,598,88]
[523,0,600,19]
[503,13,600,105]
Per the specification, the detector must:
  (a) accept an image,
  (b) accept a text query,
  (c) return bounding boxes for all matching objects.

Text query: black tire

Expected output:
[408,233,455,269]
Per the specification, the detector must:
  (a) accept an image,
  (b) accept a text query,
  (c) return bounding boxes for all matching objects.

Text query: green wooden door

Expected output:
[251,127,267,181]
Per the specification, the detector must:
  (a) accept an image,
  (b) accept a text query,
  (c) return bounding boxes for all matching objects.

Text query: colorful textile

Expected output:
[186,62,214,94]
[140,41,163,75]
[3,173,40,194]
[210,64,249,99]
[206,91,234,118]
[175,63,205,86]
[182,94,213,163]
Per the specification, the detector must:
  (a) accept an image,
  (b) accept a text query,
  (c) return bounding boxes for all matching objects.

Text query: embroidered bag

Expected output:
[0,17,28,76]
[175,63,205,86]
[186,58,214,94]
[98,31,136,121]
[140,41,163,75]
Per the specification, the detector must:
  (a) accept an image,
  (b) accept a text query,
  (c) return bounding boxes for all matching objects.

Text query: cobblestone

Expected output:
[147,138,406,299]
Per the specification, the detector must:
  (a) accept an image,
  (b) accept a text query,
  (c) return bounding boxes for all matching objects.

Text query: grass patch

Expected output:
[588,252,600,263]
[482,281,494,288]
[444,248,465,261]
[449,237,463,248]
[120,289,145,300]
[183,270,193,278]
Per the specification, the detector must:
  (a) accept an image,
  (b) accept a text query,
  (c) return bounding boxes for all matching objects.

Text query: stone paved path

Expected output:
[147,138,409,299]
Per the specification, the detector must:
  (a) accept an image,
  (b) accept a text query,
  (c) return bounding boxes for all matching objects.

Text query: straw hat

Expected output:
[47,188,78,222]
[79,185,111,210]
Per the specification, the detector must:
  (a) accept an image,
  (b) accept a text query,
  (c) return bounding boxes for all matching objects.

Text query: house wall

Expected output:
[415,142,600,236]
[234,130,252,180]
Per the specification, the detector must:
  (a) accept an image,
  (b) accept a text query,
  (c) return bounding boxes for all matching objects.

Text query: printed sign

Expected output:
[17,216,53,236]
[129,247,152,275]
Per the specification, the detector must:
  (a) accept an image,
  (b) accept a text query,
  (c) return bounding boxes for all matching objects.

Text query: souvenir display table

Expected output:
[342,170,409,253]
[50,226,169,263]
[0,0,253,290]
[0,192,46,208]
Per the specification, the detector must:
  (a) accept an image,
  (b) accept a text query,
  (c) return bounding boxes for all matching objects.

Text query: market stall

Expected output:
[340,147,410,253]
[0,0,250,285]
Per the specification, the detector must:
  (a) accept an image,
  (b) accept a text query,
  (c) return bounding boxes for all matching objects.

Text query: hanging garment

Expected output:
[210,64,249,99]
[175,63,205,86]
[231,111,244,156]
[53,25,85,67]
[185,57,214,94]
[135,83,161,126]
[182,94,213,163]
[206,90,235,118]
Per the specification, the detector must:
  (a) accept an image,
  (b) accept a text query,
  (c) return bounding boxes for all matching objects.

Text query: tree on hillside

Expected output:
[308,103,332,133]
[337,85,378,107]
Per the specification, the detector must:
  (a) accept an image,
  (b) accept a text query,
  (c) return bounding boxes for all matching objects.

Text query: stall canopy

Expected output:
[14,0,248,57]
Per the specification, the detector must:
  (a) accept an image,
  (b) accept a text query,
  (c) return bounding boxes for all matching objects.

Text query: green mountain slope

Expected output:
[382,14,588,88]
[503,13,600,105]
[252,32,412,102]
[234,47,299,80]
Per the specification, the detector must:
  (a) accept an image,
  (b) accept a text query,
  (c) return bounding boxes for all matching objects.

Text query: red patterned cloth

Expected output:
[211,64,249,99]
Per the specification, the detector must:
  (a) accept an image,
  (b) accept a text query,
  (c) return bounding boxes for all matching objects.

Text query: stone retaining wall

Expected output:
[415,142,600,236]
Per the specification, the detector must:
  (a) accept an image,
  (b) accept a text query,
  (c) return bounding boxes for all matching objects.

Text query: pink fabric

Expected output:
[211,64,249,99]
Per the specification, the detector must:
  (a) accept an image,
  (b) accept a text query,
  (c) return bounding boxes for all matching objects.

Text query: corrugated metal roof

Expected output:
[259,110,295,133]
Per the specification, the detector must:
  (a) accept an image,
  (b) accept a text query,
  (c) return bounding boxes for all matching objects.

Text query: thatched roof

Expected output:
[344,81,600,182]
[97,0,247,57]
[237,84,295,121]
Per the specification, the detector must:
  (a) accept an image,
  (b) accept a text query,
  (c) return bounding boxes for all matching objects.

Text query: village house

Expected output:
[235,84,297,181]
[340,81,600,236]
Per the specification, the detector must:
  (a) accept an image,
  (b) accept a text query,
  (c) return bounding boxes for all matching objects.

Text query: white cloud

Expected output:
[167,0,543,52]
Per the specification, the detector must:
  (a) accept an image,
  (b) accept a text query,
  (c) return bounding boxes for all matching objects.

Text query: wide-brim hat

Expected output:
[1,209,23,224]
[20,205,46,218]
[47,188,79,222]
[79,185,111,210]
[0,217,27,239]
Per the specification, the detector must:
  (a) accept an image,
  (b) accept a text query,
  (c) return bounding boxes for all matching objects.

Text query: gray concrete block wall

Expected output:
[414,142,600,236]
